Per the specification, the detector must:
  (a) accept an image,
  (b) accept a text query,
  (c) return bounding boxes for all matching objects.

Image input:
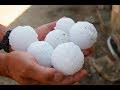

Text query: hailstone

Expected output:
[27,41,54,67]
[45,29,70,48]
[54,17,75,34]
[51,42,84,75]
[69,21,97,49]
[9,26,38,51]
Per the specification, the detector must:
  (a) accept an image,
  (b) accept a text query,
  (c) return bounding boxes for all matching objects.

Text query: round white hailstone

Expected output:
[9,26,38,51]
[69,21,97,49]
[45,29,70,48]
[54,17,75,34]
[51,42,84,75]
[27,41,54,67]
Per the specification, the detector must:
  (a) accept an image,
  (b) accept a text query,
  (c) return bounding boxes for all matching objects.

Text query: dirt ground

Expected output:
[0,5,116,85]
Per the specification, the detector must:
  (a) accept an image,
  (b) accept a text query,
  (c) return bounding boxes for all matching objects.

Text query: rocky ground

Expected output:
[1,5,118,85]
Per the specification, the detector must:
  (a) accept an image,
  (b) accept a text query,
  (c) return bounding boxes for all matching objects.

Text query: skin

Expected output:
[0,22,94,85]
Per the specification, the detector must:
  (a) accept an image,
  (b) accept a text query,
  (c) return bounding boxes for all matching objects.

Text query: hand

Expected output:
[2,51,87,85]
[0,22,92,85]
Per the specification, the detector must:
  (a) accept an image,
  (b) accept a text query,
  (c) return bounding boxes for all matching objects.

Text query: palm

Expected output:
[4,51,87,85]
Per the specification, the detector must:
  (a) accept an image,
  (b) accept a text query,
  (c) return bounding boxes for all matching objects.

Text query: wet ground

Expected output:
[0,5,115,85]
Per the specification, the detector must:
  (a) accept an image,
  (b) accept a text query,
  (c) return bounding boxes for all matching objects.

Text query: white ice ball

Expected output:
[27,41,54,67]
[51,42,84,75]
[69,21,97,49]
[54,17,75,34]
[9,26,38,51]
[45,30,70,48]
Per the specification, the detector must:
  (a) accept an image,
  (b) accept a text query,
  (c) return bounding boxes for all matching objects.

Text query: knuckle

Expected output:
[54,73,64,82]
[44,68,56,81]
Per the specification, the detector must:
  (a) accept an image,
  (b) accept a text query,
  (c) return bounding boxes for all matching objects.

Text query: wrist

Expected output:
[0,53,10,77]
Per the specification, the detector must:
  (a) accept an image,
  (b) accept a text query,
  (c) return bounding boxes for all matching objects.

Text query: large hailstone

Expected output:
[27,41,54,67]
[69,21,97,49]
[9,26,38,51]
[54,17,75,34]
[51,42,84,75]
[45,30,70,48]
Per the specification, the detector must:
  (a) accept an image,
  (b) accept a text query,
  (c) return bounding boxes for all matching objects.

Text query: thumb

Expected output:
[35,21,56,41]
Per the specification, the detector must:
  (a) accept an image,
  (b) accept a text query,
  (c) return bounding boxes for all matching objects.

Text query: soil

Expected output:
[0,5,118,85]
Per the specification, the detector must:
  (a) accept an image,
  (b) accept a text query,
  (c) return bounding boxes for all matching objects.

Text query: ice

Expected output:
[45,29,70,48]
[54,17,75,34]
[27,41,54,67]
[51,42,84,75]
[9,26,38,51]
[69,21,97,49]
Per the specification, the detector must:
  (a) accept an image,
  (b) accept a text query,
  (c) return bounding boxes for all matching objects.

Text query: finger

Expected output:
[18,78,41,85]
[44,69,87,85]
[10,74,40,85]
[29,63,65,84]
[82,47,94,57]
[43,21,56,29]
[20,80,41,85]
[89,47,95,53]
[56,69,87,85]
[40,72,64,85]
[82,49,90,57]
[39,70,64,84]
[53,71,64,83]
[29,63,57,83]
[35,21,56,41]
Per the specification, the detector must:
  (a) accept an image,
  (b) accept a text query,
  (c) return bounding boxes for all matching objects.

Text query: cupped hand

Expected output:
[3,51,87,85]
[0,21,93,85]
